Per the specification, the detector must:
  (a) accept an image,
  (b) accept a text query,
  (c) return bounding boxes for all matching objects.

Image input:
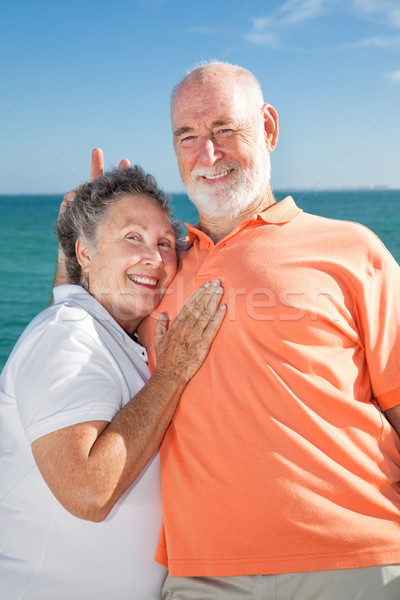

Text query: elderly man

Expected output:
[58,61,400,598]
[139,62,400,599]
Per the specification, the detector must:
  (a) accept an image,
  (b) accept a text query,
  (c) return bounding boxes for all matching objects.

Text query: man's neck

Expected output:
[198,187,276,244]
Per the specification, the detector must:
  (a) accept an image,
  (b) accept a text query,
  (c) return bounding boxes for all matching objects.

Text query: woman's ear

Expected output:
[75,238,91,274]
[262,104,279,152]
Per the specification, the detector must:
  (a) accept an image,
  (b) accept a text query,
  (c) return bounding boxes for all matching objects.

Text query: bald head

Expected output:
[171,61,265,118]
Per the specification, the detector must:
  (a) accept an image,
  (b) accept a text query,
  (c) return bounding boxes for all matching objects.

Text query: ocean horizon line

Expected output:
[1,187,399,197]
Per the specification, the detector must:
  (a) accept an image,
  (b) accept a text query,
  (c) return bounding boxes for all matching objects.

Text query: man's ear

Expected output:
[262,104,279,152]
[75,238,91,274]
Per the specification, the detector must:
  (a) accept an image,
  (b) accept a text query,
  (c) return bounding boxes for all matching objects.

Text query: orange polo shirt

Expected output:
[141,197,400,577]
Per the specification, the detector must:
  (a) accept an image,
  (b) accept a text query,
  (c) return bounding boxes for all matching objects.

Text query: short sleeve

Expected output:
[14,319,126,443]
[354,252,400,411]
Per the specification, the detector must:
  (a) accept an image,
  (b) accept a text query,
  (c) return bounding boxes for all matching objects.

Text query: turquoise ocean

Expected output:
[1,189,399,370]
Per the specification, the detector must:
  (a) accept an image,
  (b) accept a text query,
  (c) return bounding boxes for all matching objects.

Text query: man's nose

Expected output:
[198,137,223,166]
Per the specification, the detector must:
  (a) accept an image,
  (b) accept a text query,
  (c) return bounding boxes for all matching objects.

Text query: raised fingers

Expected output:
[89,147,104,182]
[118,158,131,171]
[58,190,77,219]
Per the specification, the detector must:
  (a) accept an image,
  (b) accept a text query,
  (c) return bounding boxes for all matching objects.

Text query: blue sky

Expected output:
[1,0,400,194]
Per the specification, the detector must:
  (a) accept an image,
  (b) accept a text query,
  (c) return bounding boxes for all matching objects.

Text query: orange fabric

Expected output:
[141,197,400,577]
[377,388,400,412]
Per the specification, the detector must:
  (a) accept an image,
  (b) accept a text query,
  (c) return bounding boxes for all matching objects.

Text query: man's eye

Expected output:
[217,128,234,135]
[181,135,196,144]
[127,234,140,241]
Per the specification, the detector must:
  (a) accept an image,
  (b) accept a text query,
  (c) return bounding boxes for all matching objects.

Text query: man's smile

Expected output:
[202,169,235,181]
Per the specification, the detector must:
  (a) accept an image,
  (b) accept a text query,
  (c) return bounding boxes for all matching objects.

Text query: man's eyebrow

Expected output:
[211,119,233,128]
[173,119,235,140]
[173,126,194,139]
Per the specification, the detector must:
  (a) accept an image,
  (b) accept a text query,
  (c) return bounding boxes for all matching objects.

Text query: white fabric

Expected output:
[0,285,166,599]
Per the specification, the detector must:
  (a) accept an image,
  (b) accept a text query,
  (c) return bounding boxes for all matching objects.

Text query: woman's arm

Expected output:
[32,281,225,522]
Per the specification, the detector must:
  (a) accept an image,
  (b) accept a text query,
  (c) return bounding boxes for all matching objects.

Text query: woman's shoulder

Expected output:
[20,285,98,343]
[3,287,100,376]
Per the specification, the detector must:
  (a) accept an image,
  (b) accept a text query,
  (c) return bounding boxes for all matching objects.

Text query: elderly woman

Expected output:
[0,166,225,600]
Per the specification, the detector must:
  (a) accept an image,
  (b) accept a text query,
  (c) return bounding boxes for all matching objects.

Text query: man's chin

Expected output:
[186,173,267,221]
[189,196,250,221]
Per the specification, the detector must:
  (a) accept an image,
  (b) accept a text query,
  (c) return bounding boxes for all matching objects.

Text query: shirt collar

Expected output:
[186,197,302,245]
[52,285,148,361]
[257,196,302,224]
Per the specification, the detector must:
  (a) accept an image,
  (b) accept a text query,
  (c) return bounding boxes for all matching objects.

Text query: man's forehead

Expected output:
[173,74,240,110]
[172,85,248,127]
[176,70,236,94]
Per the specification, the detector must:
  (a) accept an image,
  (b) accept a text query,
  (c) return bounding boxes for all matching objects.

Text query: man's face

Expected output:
[172,77,272,220]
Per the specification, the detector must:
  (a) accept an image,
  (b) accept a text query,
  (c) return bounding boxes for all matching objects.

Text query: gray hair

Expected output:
[57,165,181,284]
[171,60,265,113]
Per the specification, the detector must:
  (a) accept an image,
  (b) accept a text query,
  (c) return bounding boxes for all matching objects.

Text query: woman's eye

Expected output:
[158,239,172,248]
[127,234,140,242]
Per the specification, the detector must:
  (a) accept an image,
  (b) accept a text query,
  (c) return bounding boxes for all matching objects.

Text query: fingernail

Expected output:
[211,279,221,287]
[219,304,227,311]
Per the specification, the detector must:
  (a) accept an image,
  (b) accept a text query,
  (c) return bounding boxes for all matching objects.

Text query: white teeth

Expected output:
[204,170,232,180]
[128,275,158,286]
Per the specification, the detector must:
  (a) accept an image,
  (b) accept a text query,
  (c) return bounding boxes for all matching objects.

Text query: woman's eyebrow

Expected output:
[121,220,174,235]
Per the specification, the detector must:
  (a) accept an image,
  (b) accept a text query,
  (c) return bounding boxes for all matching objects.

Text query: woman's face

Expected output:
[77,194,177,335]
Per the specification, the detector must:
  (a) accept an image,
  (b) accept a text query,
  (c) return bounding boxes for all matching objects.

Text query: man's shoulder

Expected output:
[300,210,387,246]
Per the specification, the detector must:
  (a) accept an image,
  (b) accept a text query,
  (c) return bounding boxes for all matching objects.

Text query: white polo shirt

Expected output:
[0,285,166,600]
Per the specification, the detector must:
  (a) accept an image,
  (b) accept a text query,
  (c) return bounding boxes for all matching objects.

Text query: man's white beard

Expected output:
[185,146,271,221]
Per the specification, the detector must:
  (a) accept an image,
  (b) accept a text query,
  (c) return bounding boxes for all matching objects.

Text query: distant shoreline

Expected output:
[1,188,400,197]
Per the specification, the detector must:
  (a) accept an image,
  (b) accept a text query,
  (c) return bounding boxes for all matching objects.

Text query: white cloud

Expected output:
[253,16,273,30]
[245,31,283,48]
[339,35,400,49]
[351,0,400,28]
[384,69,400,82]
[278,0,332,25]
[246,0,333,47]
[246,0,400,51]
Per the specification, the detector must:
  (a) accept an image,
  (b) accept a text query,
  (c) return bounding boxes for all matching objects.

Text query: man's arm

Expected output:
[384,404,400,438]
[52,148,130,289]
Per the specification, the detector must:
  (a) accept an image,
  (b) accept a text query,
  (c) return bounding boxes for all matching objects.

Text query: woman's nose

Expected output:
[142,245,163,265]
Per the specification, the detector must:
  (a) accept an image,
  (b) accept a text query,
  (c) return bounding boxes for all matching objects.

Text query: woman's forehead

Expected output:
[105,194,174,233]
